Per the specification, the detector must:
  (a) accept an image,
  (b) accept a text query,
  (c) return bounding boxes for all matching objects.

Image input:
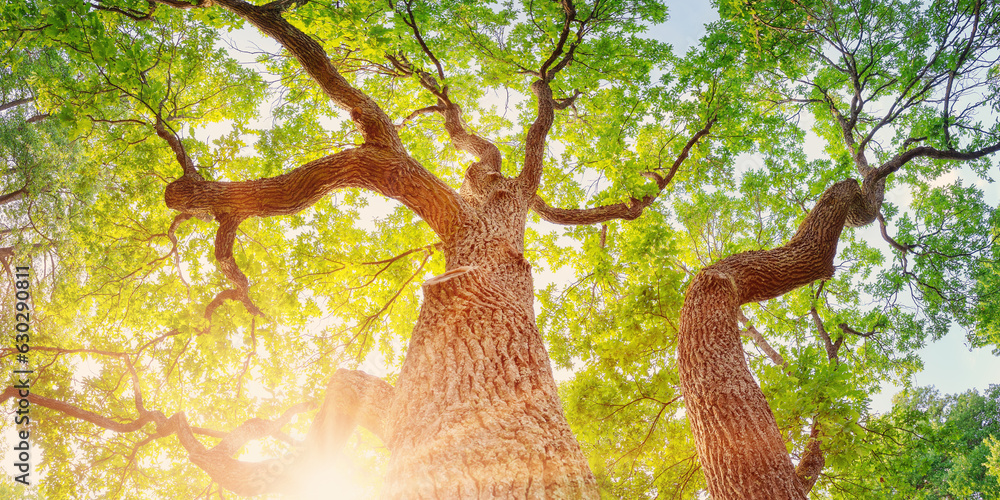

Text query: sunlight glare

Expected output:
[292,456,368,500]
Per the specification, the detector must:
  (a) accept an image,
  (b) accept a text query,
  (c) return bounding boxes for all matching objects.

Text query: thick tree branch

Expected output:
[0,186,27,207]
[516,0,595,195]
[539,0,578,80]
[0,96,34,113]
[210,0,402,150]
[164,147,464,240]
[161,138,464,317]
[677,177,870,499]
[530,194,650,225]
[708,179,863,305]
[1,387,154,433]
[868,142,1000,188]
[396,104,441,130]
[674,123,1000,496]
[439,103,502,171]
[208,402,315,456]
[384,44,507,204]
[187,369,393,495]
[795,422,825,494]
[157,0,468,241]
[847,141,1000,228]
[517,79,556,195]
[204,215,263,318]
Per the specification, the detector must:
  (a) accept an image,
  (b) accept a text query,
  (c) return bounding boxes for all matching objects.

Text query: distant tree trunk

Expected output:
[678,179,866,499]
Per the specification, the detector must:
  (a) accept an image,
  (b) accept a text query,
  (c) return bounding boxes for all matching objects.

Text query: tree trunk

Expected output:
[384,216,598,498]
[679,270,807,499]
[678,179,864,499]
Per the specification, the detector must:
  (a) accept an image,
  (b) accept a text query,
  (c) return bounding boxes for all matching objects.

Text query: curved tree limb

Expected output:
[848,140,1000,228]
[530,116,716,225]
[209,0,401,150]
[158,138,465,316]
[675,121,1000,496]
[868,141,1000,188]
[148,1,470,315]
[204,215,263,318]
[179,369,394,496]
[164,147,463,239]
[0,96,34,113]
[152,119,202,180]
[794,422,825,494]
[678,178,865,499]
[385,20,506,201]
[0,186,27,207]
[530,194,651,225]
[152,1,467,231]
[876,211,911,254]
[517,0,597,195]
[518,79,556,195]
[438,102,502,172]
[538,0,578,80]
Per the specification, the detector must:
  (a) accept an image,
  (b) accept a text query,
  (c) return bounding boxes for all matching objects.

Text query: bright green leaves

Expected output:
[826,385,1000,499]
[560,365,701,497]
[10,0,266,154]
[871,181,999,343]
[536,211,694,497]
[291,0,396,68]
[2,0,997,498]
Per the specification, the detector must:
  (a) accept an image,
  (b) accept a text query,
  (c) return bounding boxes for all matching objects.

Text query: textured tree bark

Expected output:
[678,180,864,499]
[381,177,597,497]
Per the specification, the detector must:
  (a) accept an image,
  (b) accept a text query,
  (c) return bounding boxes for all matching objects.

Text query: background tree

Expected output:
[822,385,1000,499]
[1,0,998,499]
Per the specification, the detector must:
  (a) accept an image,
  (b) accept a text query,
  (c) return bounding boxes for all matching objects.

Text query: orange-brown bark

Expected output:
[678,179,862,499]
[676,130,1000,498]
